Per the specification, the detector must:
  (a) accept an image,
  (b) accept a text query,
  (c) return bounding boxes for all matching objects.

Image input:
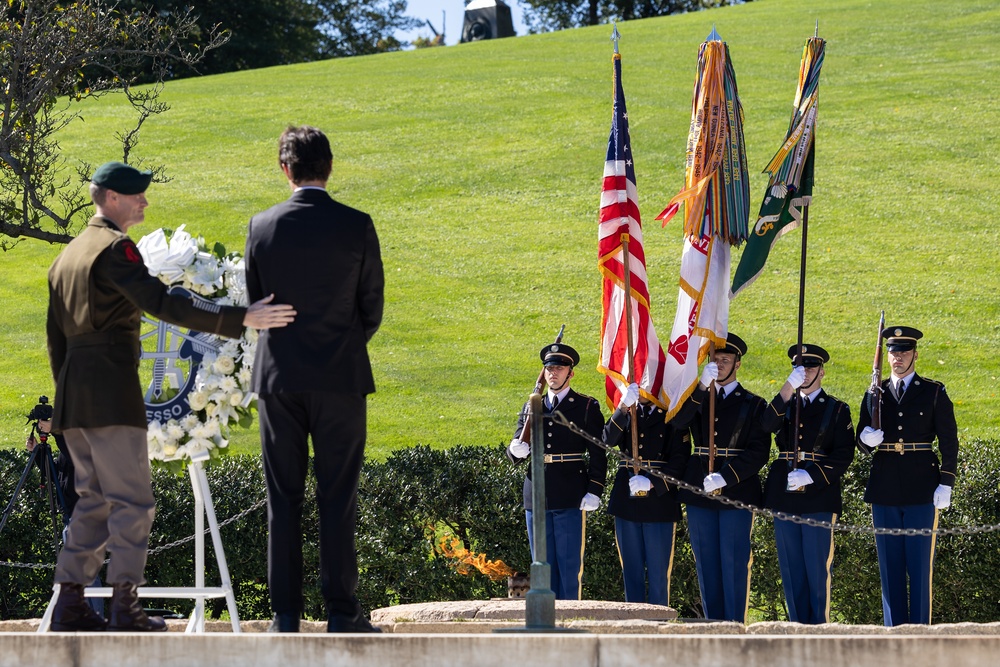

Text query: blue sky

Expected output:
[395,0,529,47]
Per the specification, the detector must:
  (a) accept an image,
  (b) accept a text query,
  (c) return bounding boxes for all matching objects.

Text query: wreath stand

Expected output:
[38,458,242,633]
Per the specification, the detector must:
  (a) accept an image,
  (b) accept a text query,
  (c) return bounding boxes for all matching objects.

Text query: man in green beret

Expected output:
[46,161,296,631]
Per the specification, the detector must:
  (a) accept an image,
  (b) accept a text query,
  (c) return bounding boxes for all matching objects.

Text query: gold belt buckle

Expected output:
[894,442,904,454]
[543,454,553,463]
[798,451,806,462]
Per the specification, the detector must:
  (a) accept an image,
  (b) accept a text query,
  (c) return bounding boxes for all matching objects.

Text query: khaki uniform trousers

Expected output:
[54,426,155,585]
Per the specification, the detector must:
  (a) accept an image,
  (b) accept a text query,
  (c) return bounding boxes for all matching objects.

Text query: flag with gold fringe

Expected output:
[731,36,825,298]
[656,31,749,418]
[597,47,668,410]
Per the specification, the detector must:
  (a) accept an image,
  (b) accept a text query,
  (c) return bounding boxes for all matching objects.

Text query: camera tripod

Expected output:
[0,422,69,556]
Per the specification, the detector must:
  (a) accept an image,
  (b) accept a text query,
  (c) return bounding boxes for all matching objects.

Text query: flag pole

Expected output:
[621,234,644,491]
[707,341,717,480]
[790,202,809,485]
[611,22,644,493]
[792,31,820,487]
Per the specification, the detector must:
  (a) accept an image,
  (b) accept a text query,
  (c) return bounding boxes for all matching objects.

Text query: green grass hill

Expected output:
[1,0,997,458]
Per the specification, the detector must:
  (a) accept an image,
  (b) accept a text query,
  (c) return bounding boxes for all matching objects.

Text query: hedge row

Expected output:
[3,440,1000,622]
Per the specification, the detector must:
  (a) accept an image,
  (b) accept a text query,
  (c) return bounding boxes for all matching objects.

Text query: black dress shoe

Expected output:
[268,613,300,633]
[51,583,108,632]
[108,583,167,632]
[327,610,381,633]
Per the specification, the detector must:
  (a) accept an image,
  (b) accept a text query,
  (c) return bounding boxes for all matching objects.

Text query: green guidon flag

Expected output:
[731,36,825,299]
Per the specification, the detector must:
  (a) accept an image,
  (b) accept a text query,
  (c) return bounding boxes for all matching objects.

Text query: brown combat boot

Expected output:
[51,583,108,632]
[108,583,167,632]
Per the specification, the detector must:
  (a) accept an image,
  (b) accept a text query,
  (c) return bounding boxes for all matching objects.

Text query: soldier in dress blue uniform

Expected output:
[676,333,770,622]
[508,343,607,600]
[761,344,854,624]
[856,326,958,626]
[603,382,690,606]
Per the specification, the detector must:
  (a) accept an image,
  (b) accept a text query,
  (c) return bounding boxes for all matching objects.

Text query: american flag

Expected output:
[597,52,668,410]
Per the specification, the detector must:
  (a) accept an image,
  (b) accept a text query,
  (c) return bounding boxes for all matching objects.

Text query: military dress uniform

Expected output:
[676,335,770,622]
[47,210,245,619]
[761,345,854,624]
[603,402,689,606]
[509,345,606,600]
[856,327,958,626]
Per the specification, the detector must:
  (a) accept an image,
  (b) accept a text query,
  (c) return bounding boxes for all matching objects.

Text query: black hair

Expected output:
[278,125,333,183]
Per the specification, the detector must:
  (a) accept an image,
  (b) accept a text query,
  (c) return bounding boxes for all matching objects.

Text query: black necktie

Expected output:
[895,382,905,402]
[549,396,559,411]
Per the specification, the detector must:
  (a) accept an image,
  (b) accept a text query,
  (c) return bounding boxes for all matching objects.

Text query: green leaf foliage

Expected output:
[3,442,1000,622]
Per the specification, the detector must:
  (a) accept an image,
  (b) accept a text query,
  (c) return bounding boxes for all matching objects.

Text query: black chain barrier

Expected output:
[3,413,996,570]
[0,498,266,571]
[549,410,1000,538]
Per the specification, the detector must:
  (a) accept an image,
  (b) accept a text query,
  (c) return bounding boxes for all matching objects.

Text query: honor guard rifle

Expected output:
[868,310,886,430]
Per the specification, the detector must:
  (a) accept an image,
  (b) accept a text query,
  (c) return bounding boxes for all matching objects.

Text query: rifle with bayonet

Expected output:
[868,310,886,431]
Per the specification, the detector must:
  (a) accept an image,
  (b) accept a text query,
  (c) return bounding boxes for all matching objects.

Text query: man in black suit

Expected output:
[245,126,385,633]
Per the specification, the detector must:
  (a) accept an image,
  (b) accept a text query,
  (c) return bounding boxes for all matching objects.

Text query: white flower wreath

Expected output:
[137,225,256,472]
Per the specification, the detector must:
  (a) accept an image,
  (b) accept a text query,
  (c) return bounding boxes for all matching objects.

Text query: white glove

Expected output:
[579,492,601,511]
[786,468,813,490]
[508,438,530,459]
[933,484,952,510]
[786,366,807,390]
[859,426,884,447]
[619,382,640,409]
[628,475,653,495]
[703,472,727,493]
[699,362,719,388]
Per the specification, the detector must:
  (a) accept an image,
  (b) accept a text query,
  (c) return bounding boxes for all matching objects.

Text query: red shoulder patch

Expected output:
[121,240,142,264]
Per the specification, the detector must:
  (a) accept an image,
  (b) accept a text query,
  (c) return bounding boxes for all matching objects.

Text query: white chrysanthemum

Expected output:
[205,420,222,438]
[219,376,238,393]
[218,340,240,358]
[166,423,185,441]
[237,367,253,388]
[224,257,249,306]
[180,414,200,431]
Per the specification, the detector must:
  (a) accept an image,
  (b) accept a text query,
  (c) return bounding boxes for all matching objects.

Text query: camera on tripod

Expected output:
[1,394,70,553]
[26,395,54,447]
[27,395,53,423]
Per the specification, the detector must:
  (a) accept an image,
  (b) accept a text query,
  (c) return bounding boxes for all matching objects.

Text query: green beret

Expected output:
[91,162,153,195]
